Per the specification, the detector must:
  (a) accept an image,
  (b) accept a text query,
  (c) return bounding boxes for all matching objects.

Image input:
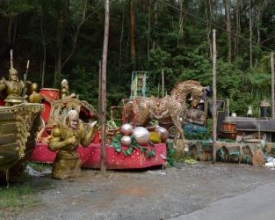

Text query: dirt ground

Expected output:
[2,161,275,220]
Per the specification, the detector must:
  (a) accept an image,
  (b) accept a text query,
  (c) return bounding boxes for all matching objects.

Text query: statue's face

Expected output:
[31,83,38,91]
[191,97,200,108]
[190,87,203,108]
[69,114,79,129]
[9,70,18,81]
[61,79,69,89]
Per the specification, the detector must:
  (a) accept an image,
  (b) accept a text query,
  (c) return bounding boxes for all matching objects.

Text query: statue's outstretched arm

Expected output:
[81,121,97,147]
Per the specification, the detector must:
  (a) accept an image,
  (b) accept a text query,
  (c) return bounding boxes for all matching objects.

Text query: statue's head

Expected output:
[9,67,18,81]
[61,79,69,88]
[65,110,79,130]
[31,83,38,92]
[190,86,204,108]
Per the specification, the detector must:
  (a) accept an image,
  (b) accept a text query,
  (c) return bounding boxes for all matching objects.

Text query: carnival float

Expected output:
[0,51,44,183]
[30,71,186,170]
[28,70,273,170]
[120,72,272,167]
[1,58,273,183]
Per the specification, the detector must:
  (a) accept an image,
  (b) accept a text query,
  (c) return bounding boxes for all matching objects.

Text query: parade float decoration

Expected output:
[0,103,43,182]
[30,78,168,169]
[121,74,271,167]
[29,74,206,170]
[187,99,269,166]
[122,80,206,140]
[0,51,44,183]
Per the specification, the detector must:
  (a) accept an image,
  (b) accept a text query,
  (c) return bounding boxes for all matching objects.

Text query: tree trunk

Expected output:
[54,0,69,86]
[254,0,271,66]
[224,0,231,63]
[40,5,46,89]
[129,0,136,69]
[119,2,125,80]
[7,16,16,48]
[234,0,241,59]
[178,0,186,38]
[249,0,253,68]
[271,52,275,118]
[147,0,151,59]
[204,0,213,59]
[152,1,158,50]
[62,0,88,70]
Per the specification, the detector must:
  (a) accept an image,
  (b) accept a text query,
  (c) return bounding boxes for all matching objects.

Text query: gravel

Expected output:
[2,162,275,220]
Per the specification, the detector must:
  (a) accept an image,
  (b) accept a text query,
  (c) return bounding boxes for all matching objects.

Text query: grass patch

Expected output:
[173,150,194,162]
[0,181,40,218]
[0,162,55,218]
[0,183,38,208]
[166,140,196,165]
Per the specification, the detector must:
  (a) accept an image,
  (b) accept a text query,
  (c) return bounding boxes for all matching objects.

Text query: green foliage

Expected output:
[173,45,212,84]
[111,134,155,158]
[206,118,213,136]
[0,0,274,116]
[0,0,34,17]
[112,133,123,152]
[0,163,54,218]
[146,47,172,74]
[166,141,176,166]
[70,66,99,106]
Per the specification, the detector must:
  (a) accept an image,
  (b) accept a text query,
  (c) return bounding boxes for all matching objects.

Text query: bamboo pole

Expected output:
[100,0,110,173]
[212,29,217,163]
[271,52,275,118]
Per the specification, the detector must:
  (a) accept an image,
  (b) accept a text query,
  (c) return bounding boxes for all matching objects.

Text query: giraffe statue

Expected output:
[122,80,206,148]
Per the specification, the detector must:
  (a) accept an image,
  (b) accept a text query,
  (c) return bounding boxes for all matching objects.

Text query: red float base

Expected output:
[30,143,167,169]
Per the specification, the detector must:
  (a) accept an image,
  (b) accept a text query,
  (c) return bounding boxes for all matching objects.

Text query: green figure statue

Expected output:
[48,110,96,180]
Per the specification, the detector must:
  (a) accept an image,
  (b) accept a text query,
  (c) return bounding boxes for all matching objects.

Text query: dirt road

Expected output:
[2,162,275,220]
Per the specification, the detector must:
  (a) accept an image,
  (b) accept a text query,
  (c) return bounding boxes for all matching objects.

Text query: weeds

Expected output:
[0,162,54,218]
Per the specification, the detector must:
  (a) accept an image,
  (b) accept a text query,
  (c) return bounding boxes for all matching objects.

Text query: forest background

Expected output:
[0,0,274,118]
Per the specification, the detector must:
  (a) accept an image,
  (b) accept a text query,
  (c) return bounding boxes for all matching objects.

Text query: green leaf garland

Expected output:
[111,134,155,158]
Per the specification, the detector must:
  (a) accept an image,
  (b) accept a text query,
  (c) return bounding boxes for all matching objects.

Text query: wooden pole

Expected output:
[100,0,110,174]
[271,52,275,118]
[212,29,217,163]
[161,69,164,97]
[98,60,102,125]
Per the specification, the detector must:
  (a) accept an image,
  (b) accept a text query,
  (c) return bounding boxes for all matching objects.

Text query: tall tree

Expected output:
[0,0,33,65]
[53,0,91,86]
[204,0,214,59]
[129,0,136,69]
[233,0,241,59]
[249,0,253,68]
[224,0,231,63]
[54,0,69,85]
[178,0,186,38]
